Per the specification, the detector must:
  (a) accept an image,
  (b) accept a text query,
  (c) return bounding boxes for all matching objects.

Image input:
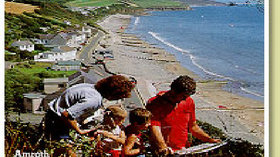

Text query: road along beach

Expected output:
[97,14,264,145]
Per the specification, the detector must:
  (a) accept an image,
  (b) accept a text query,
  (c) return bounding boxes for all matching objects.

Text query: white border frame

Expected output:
[1,0,5,156]
[264,0,270,156]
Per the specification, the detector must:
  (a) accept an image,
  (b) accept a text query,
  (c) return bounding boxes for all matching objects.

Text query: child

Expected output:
[94,105,127,157]
[123,108,152,157]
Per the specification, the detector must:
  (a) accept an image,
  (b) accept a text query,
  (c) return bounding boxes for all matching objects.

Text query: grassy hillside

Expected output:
[5,2,40,15]
[5,1,139,48]
[66,0,120,7]
[128,0,185,8]
[5,1,91,46]
[66,0,187,8]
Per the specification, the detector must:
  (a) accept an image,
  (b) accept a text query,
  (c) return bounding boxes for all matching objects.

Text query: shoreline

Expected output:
[97,14,264,145]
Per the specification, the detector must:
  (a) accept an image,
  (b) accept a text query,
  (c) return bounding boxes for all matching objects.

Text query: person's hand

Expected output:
[209,138,222,143]
[157,147,174,156]
[94,130,107,137]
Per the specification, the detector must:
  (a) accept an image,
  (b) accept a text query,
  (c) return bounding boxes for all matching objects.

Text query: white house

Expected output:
[48,32,86,48]
[67,32,86,47]
[11,40,34,52]
[82,26,93,38]
[33,34,55,45]
[34,46,77,62]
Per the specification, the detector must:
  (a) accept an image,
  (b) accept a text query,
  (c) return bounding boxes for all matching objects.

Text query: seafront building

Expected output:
[34,46,77,62]
[51,60,82,71]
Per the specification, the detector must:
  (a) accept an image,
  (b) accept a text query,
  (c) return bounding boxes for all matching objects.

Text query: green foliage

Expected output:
[67,0,119,7]
[89,3,141,23]
[34,44,51,51]
[7,0,75,5]
[127,0,185,8]
[48,130,98,156]
[5,62,76,111]
[193,120,228,144]
[33,2,89,26]
[5,116,264,156]
[225,139,264,157]
[5,119,43,155]
[5,117,98,156]
[188,120,264,157]
[5,46,37,61]
[5,68,41,110]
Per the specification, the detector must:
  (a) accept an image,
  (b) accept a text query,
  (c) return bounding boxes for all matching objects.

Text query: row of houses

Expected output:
[68,6,101,16]
[34,46,77,62]
[34,26,93,62]
[33,26,92,47]
[11,26,94,62]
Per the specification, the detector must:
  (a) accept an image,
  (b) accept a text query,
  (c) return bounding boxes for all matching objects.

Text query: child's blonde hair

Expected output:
[105,105,127,119]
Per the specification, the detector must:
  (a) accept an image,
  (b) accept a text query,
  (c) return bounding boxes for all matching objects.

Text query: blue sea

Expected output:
[126,5,265,101]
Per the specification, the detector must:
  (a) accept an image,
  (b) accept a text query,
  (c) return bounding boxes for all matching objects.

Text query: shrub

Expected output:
[35,44,50,51]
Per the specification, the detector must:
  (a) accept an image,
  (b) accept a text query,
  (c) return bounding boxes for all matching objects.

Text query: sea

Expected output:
[126,2,265,101]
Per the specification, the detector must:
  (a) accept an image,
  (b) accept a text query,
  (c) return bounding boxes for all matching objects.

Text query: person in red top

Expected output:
[146,75,220,155]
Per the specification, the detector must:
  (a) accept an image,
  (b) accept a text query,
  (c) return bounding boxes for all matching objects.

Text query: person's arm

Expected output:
[123,134,141,156]
[149,125,173,155]
[95,130,126,144]
[190,121,221,143]
[149,125,168,150]
[61,110,96,135]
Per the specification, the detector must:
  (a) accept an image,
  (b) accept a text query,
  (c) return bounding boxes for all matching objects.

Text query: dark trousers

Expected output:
[45,110,70,140]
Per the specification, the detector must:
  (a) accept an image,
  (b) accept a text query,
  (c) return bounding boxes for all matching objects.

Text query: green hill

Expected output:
[128,0,185,8]
[66,0,120,7]
[66,0,188,8]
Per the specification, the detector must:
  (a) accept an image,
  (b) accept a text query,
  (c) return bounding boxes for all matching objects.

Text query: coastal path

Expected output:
[77,30,105,64]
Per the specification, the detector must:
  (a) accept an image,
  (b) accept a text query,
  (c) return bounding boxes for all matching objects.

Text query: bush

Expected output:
[29,60,36,65]
[18,50,35,60]
[17,62,31,68]
[35,44,50,51]
[4,117,264,157]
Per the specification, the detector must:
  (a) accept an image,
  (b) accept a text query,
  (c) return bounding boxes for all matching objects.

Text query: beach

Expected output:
[97,14,264,144]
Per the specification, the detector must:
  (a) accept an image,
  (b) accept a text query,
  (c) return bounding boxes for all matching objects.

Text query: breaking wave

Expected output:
[148,31,234,81]
[148,31,264,98]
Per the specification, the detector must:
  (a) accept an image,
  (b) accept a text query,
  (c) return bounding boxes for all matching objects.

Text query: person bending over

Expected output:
[45,75,135,141]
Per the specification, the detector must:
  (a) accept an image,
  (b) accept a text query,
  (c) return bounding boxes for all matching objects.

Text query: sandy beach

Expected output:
[97,14,264,145]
